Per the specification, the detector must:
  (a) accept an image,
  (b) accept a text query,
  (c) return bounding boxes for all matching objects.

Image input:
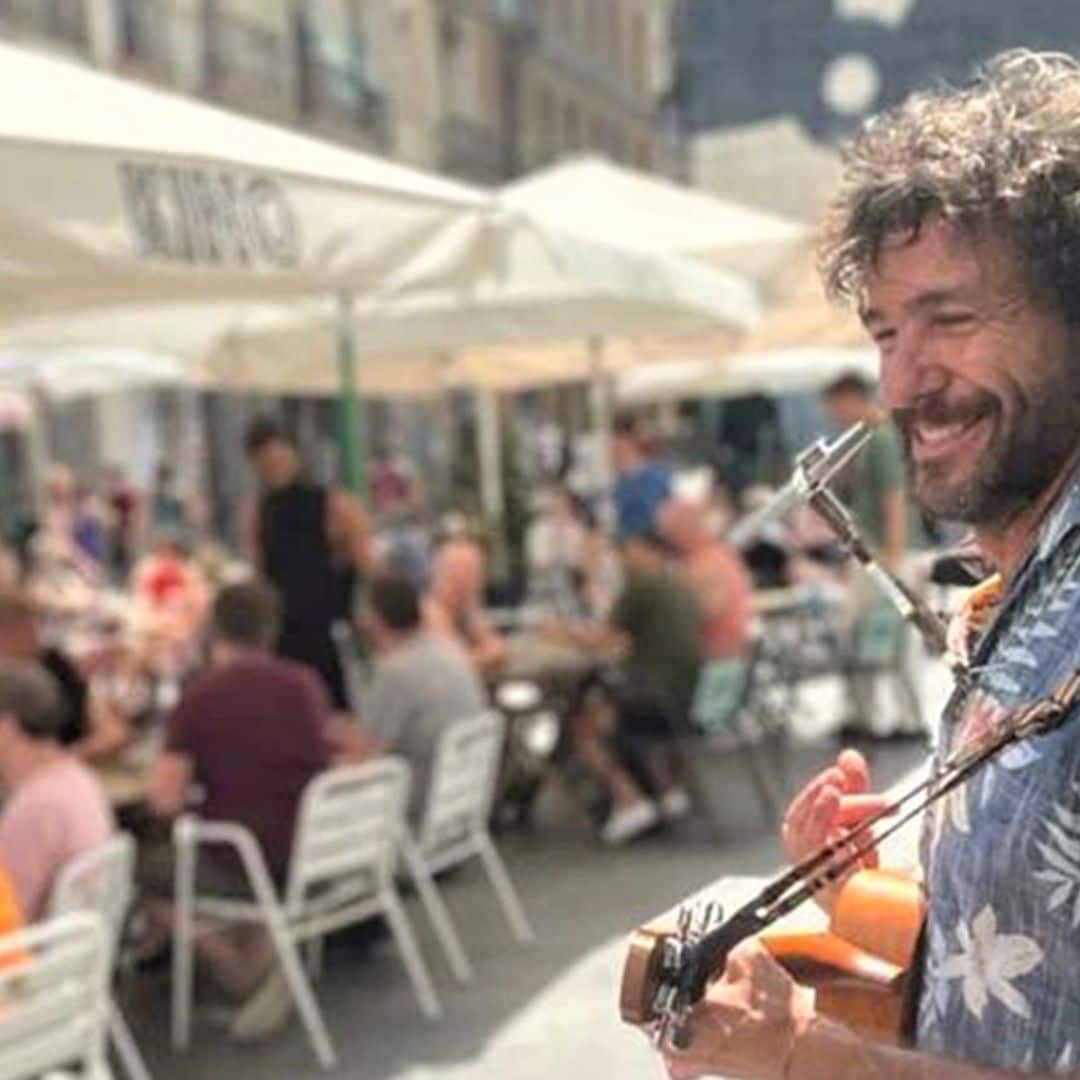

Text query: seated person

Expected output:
[131,533,210,674]
[359,574,487,826]
[0,659,115,921]
[425,538,507,678]
[0,588,130,760]
[526,484,587,610]
[545,533,703,844]
[146,580,333,1033]
[659,498,754,660]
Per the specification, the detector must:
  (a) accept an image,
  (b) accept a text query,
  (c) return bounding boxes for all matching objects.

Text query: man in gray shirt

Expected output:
[360,574,487,823]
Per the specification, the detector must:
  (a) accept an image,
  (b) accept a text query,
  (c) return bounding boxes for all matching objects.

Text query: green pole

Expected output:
[336,290,364,494]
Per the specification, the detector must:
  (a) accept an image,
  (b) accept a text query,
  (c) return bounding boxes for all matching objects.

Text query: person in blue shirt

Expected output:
[612,414,672,540]
[662,50,1080,1080]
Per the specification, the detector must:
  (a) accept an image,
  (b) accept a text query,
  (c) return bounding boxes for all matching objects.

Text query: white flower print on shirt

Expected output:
[941,906,1043,1020]
[1033,792,1080,928]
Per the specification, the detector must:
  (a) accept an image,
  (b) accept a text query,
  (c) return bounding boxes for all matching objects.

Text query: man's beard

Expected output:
[893,382,1080,526]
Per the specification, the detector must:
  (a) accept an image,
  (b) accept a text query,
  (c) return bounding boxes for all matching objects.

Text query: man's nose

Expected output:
[879,327,941,410]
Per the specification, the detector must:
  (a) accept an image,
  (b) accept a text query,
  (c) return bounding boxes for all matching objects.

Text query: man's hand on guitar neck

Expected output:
[781,749,888,912]
[663,938,814,1080]
[662,941,1073,1080]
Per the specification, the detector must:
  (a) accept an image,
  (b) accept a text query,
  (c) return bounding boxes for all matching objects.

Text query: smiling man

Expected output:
[662,50,1080,1080]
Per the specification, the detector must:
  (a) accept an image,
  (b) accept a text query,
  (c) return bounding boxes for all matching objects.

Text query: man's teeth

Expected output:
[915,418,976,446]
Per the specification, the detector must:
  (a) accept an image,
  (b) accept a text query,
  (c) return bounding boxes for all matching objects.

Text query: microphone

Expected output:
[727,423,870,548]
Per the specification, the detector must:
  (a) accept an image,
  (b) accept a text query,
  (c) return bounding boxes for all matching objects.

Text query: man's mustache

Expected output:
[892,391,997,438]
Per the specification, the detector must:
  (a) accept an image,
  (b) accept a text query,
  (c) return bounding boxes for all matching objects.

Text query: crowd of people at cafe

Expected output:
[0,378,927,1041]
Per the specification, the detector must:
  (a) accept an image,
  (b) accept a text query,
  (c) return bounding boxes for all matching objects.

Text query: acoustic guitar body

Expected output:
[619,869,925,1045]
[763,869,925,1043]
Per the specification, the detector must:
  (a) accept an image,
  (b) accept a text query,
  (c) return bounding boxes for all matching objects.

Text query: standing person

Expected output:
[822,373,907,574]
[822,373,920,741]
[0,659,114,922]
[612,414,673,540]
[659,50,1080,1080]
[244,417,371,709]
[526,484,587,610]
[105,466,141,583]
[149,462,191,541]
[659,498,754,661]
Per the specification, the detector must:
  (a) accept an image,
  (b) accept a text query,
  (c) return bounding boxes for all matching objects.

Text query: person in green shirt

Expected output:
[822,373,908,567]
[822,373,924,741]
[544,532,703,843]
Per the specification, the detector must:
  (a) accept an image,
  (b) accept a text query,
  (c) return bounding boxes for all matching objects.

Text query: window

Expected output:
[588,116,605,152]
[629,10,648,94]
[563,101,582,150]
[556,0,572,39]
[584,0,602,50]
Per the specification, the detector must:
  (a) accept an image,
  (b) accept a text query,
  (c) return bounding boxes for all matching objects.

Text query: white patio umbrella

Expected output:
[0,41,482,319]
[502,155,808,291]
[0,347,188,400]
[194,205,762,519]
[0,40,485,486]
[2,204,760,519]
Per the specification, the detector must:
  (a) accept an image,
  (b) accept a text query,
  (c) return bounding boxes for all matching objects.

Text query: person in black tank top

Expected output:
[245,418,371,710]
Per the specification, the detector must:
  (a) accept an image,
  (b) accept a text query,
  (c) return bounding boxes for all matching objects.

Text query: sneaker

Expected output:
[230,967,293,1042]
[601,801,660,845]
[659,787,692,822]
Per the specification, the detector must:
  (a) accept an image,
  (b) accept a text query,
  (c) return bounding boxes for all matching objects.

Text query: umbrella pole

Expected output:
[336,291,365,494]
[476,388,504,526]
[588,336,615,529]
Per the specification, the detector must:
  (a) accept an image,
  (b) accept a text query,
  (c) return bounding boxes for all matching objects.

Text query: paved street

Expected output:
[124,665,947,1079]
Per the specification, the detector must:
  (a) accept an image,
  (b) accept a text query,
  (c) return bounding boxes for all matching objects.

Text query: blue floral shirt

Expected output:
[917,475,1080,1072]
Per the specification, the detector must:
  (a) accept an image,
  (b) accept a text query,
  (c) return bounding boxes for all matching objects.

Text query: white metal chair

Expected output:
[172,758,442,1072]
[50,833,151,1080]
[0,911,112,1080]
[400,711,534,984]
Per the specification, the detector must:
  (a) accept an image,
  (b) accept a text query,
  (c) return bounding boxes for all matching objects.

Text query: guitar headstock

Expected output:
[619,902,725,1049]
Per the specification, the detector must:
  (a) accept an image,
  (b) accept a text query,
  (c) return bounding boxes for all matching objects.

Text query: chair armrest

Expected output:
[172,816,279,905]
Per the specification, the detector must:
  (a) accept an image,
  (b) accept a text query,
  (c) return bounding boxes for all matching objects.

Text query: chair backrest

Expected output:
[0,912,111,1080]
[690,656,754,737]
[285,758,410,911]
[418,711,505,851]
[50,833,135,957]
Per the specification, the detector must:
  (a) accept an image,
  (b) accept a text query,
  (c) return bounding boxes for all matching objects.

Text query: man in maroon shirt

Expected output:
[147,579,331,1035]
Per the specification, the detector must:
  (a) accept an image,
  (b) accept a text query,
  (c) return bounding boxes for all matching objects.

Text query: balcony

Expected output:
[113,0,195,86]
[295,16,392,152]
[203,10,294,124]
[0,0,89,54]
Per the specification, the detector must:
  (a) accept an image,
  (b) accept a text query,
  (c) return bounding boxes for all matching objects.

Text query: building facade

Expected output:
[0,0,673,184]
[0,0,676,540]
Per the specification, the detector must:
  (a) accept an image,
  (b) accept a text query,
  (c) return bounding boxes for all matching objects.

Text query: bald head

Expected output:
[658,498,709,556]
[431,540,486,608]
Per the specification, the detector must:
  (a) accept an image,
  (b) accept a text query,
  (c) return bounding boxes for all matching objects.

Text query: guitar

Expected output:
[619,668,1080,1052]
[621,867,924,1044]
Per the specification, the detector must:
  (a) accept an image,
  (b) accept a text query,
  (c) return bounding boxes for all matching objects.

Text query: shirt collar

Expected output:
[1034,467,1080,564]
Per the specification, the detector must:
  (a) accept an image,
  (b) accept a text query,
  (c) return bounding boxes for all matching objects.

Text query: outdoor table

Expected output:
[503,633,596,685]
[92,733,159,811]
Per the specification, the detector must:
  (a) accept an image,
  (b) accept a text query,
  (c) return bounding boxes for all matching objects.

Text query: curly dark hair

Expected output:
[819,50,1080,324]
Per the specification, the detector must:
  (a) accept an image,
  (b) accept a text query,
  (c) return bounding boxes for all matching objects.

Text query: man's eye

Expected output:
[871,328,896,346]
[932,312,974,328]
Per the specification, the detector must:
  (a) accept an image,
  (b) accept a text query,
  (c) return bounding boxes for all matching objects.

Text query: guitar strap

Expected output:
[899,920,928,1046]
